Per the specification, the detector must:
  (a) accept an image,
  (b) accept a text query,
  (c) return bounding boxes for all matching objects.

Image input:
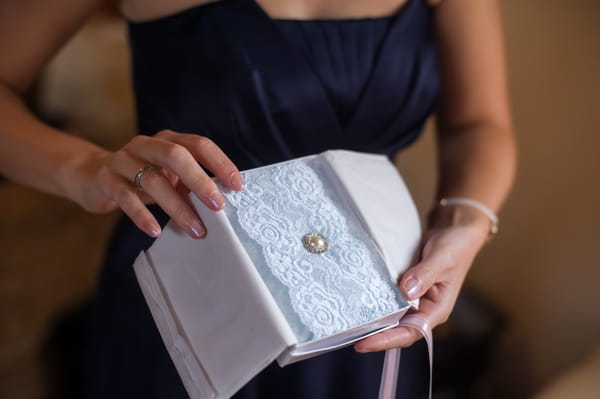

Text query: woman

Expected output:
[0,0,515,397]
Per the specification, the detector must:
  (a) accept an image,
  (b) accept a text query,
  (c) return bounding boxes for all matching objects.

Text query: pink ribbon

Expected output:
[378,314,433,399]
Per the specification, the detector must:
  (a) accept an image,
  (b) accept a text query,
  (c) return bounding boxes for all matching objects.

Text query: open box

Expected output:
[133,150,422,399]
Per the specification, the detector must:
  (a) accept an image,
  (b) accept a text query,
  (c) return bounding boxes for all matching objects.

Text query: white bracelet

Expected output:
[439,197,499,236]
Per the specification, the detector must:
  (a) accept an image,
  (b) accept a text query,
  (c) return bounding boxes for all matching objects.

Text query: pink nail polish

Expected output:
[230,172,244,191]
[405,278,421,298]
[208,195,224,210]
[149,224,161,237]
[189,224,205,239]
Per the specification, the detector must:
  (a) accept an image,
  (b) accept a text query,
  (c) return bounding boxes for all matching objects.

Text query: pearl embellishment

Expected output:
[302,233,328,254]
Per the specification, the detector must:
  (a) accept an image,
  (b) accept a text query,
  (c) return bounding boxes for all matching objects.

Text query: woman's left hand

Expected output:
[354,207,491,352]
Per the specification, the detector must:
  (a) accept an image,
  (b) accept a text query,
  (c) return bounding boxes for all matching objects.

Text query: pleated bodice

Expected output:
[128,0,439,169]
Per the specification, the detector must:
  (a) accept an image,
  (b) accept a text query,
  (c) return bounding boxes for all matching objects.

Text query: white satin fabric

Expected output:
[133,150,422,399]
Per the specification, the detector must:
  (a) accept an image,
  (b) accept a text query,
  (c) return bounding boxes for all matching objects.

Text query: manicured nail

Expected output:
[405,278,421,298]
[189,223,205,239]
[230,172,244,191]
[150,227,161,237]
[208,195,224,210]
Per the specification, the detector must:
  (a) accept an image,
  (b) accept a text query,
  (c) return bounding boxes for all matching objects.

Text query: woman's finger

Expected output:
[399,228,475,300]
[110,150,206,239]
[155,130,244,192]
[124,134,225,212]
[135,164,206,239]
[109,149,156,203]
[97,166,161,238]
[354,323,423,352]
[399,257,440,301]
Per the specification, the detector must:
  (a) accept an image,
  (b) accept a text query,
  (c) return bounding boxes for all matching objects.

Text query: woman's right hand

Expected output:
[0,1,242,238]
[72,129,244,239]
[0,2,243,239]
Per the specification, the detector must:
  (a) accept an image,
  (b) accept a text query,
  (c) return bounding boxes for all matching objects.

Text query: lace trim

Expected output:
[222,159,402,340]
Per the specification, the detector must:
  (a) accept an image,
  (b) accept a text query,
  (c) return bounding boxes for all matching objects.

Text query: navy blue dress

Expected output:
[83,0,439,397]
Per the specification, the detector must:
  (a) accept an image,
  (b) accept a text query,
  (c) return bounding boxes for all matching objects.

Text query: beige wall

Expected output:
[399,0,600,391]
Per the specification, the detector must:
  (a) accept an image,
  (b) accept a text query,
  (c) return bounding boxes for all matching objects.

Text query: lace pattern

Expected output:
[222,158,403,342]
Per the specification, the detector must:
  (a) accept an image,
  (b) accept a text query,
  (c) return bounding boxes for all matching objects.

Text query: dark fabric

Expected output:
[83,0,439,397]
[273,17,393,126]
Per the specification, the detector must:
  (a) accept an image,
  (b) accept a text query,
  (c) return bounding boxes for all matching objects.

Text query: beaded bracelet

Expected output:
[439,197,499,237]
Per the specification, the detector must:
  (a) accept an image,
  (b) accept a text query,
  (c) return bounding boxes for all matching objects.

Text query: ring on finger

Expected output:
[134,164,155,192]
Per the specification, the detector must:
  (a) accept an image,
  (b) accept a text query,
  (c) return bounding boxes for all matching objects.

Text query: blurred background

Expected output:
[1,0,599,398]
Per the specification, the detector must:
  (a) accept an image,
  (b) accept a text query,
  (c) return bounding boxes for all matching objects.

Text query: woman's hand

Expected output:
[71,129,243,239]
[354,205,491,352]
[353,0,515,352]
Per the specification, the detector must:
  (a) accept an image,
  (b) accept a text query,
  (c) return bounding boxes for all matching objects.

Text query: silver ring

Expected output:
[134,164,155,191]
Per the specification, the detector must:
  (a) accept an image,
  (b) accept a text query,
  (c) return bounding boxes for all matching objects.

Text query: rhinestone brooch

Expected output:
[302,233,328,254]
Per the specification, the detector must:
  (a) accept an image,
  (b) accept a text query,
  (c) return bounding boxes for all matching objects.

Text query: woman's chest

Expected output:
[120,0,429,22]
[128,0,440,161]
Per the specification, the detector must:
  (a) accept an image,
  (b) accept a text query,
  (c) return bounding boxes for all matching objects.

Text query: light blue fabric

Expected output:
[222,158,407,343]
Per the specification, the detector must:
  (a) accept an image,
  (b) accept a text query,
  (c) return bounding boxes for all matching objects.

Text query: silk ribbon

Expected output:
[378,314,433,399]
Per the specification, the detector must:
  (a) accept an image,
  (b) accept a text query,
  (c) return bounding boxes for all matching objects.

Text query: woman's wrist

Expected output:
[440,197,498,236]
[58,146,112,211]
[427,198,494,239]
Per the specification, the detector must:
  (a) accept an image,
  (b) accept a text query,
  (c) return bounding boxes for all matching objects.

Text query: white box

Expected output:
[133,150,421,399]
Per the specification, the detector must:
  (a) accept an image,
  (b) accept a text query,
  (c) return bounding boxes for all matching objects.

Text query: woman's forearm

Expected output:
[427,121,516,234]
[0,83,109,206]
[0,0,107,206]
[436,122,516,211]
[430,0,515,227]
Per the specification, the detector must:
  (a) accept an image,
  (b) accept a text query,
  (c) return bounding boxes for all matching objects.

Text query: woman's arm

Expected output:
[0,0,242,239]
[356,0,516,351]
[0,0,106,196]
[432,0,515,210]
